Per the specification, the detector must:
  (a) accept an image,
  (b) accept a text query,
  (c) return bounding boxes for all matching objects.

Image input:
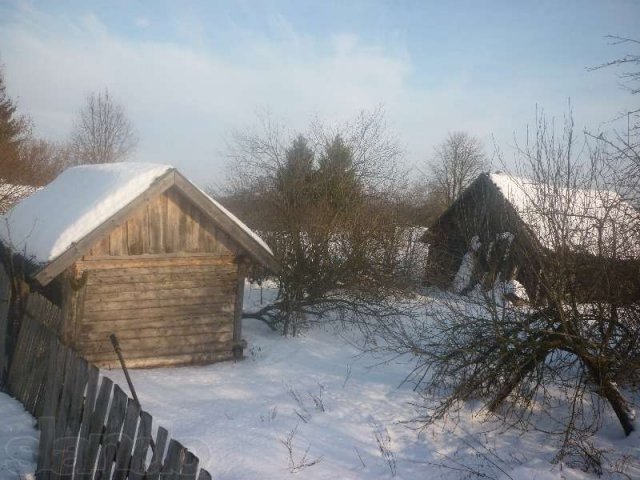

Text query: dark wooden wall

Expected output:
[425,176,543,297]
[424,175,640,304]
[61,187,244,368]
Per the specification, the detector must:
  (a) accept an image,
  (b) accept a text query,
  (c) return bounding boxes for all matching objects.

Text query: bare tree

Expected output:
[18,137,69,181]
[589,35,640,134]
[224,108,414,335]
[70,89,138,165]
[363,113,640,473]
[428,132,488,209]
[588,36,640,208]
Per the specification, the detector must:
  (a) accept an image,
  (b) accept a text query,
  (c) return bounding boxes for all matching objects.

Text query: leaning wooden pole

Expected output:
[110,333,156,453]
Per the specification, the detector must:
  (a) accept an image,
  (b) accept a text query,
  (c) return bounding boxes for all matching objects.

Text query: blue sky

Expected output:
[0,0,638,185]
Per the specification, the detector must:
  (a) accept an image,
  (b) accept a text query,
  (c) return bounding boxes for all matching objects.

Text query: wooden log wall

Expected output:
[54,185,249,368]
[71,255,238,368]
[425,176,544,298]
[4,292,215,480]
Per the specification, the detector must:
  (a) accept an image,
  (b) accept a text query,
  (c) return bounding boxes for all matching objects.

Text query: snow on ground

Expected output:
[104,284,640,480]
[0,282,635,479]
[0,392,37,479]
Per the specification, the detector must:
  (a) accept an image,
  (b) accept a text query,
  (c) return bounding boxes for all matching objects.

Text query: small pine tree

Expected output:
[277,135,315,213]
[317,135,361,213]
[285,135,314,177]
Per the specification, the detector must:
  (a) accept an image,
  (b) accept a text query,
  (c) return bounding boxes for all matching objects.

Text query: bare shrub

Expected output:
[370,419,396,477]
[286,384,311,424]
[589,35,640,135]
[280,424,323,473]
[308,383,325,413]
[225,108,417,335]
[365,111,640,473]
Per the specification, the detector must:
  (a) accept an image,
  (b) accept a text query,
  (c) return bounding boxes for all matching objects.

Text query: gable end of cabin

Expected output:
[52,185,253,368]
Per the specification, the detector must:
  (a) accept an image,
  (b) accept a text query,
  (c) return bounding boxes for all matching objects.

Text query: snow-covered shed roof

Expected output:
[0,163,278,284]
[489,173,639,258]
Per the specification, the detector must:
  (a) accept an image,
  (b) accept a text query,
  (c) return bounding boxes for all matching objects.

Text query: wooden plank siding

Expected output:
[85,187,239,258]
[58,187,246,369]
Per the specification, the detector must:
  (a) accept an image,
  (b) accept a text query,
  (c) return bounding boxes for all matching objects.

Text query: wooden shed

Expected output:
[0,163,279,368]
[422,172,640,304]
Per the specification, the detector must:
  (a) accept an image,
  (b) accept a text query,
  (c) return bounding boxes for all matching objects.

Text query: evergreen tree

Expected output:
[0,67,31,181]
[284,134,314,177]
[277,135,315,211]
[317,135,360,212]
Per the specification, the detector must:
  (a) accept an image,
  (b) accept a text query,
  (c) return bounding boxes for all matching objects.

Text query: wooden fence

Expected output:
[2,280,214,479]
[0,262,10,384]
[6,294,61,417]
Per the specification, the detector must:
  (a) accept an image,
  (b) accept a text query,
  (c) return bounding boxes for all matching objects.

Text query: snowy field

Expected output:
[0,392,37,479]
[103,284,640,480]
[0,283,636,479]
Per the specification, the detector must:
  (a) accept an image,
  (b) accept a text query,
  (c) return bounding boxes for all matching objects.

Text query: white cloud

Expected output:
[0,8,415,183]
[135,16,150,29]
[0,5,629,185]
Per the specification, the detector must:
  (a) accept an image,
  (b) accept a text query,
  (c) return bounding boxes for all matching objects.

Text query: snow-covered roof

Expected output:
[489,173,639,258]
[0,163,275,271]
[0,163,172,263]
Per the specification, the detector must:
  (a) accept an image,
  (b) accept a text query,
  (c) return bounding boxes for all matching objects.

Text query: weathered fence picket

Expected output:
[128,410,152,480]
[1,288,214,480]
[0,263,9,383]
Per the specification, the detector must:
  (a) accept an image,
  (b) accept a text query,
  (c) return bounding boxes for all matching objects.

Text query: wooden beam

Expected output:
[173,172,280,273]
[34,170,177,286]
[81,251,230,261]
[233,260,248,358]
[59,267,88,349]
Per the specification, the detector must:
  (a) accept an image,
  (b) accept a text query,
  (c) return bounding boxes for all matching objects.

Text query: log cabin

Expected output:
[422,172,640,304]
[0,163,279,368]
